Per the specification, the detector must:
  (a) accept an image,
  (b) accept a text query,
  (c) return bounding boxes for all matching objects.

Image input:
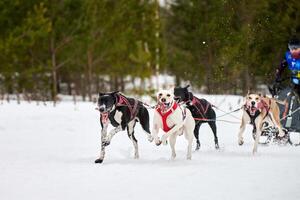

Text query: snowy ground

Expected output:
[1,95,300,200]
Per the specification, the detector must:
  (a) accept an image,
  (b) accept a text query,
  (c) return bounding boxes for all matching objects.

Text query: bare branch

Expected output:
[55,58,71,70]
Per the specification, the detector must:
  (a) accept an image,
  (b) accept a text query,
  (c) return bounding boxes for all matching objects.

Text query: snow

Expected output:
[0,95,300,200]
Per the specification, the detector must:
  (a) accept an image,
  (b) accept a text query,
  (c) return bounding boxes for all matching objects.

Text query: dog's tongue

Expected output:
[250,107,257,115]
[159,102,170,112]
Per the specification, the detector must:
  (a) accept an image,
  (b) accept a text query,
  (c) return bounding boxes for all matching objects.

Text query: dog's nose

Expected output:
[99,107,105,112]
[161,98,166,102]
[251,101,255,106]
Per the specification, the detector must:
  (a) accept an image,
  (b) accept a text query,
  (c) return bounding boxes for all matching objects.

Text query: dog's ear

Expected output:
[185,85,190,89]
[247,89,250,96]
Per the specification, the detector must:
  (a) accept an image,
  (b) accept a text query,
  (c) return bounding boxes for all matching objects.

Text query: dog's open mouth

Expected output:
[163,102,171,107]
[249,106,258,115]
[158,101,172,112]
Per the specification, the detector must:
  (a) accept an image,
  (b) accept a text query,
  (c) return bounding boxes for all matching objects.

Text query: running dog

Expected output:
[174,85,219,150]
[238,92,285,154]
[152,89,195,160]
[95,92,153,163]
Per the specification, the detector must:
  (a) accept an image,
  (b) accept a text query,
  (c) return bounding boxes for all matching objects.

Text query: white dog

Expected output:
[152,89,195,160]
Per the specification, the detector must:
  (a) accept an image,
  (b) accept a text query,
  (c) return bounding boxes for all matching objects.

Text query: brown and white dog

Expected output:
[238,93,285,154]
[152,89,195,160]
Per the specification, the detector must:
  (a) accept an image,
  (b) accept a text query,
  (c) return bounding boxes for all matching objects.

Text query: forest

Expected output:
[1,0,299,102]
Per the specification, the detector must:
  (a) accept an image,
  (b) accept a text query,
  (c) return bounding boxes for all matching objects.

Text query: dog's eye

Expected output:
[167,94,171,97]
[248,97,252,100]
[158,93,162,96]
[255,98,259,100]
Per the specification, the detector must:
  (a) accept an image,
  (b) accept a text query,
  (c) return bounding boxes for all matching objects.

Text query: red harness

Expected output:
[116,94,139,121]
[256,99,271,114]
[156,102,178,132]
[245,99,271,118]
[191,97,210,114]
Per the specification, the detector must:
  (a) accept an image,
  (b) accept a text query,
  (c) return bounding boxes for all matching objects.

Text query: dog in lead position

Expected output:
[95,92,153,163]
[152,89,195,160]
[238,93,285,154]
[174,85,219,150]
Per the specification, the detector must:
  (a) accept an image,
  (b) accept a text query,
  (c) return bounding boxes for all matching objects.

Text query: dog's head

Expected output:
[245,93,262,115]
[97,91,119,113]
[173,85,190,102]
[157,89,174,109]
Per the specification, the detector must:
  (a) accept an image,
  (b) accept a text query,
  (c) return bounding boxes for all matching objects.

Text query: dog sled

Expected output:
[276,86,300,145]
[253,86,300,145]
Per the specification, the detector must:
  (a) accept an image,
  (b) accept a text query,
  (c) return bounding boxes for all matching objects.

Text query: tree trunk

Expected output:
[50,36,57,106]
[87,49,93,101]
[205,44,213,94]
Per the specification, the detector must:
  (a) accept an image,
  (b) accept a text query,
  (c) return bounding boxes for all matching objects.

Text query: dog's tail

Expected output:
[138,106,151,134]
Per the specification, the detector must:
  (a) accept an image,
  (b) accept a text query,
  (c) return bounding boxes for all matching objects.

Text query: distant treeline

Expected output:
[0,0,299,102]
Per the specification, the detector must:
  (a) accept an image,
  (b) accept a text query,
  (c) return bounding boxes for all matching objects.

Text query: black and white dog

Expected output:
[95,91,153,164]
[174,85,219,150]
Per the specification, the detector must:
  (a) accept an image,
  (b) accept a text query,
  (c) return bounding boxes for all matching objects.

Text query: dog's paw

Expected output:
[179,131,184,136]
[95,158,103,164]
[195,143,200,151]
[278,132,285,138]
[252,149,257,154]
[155,140,162,146]
[102,140,110,146]
[148,135,154,142]
[238,140,244,146]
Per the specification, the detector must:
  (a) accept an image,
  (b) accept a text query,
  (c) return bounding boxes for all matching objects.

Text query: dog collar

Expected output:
[156,102,178,132]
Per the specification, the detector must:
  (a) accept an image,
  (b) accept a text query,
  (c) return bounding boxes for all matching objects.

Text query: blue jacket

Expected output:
[276,51,300,85]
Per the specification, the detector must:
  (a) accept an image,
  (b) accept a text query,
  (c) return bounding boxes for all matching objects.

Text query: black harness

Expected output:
[244,106,261,125]
[244,100,271,125]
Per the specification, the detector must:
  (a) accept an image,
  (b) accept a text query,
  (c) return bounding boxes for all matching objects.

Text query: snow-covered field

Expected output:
[1,95,300,200]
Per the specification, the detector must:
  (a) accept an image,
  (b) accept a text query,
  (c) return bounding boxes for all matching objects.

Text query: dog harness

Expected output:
[100,94,139,124]
[185,94,211,120]
[115,94,139,121]
[156,102,178,132]
[245,99,271,124]
[100,112,109,124]
[191,97,210,115]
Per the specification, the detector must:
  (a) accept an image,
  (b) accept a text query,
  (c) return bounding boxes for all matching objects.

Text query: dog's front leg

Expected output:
[238,114,247,145]
[253,117,263,154]
[95,123,109,163]
[105,125,123,145]
[161,121,185,145]
[152,123,161,146]
[169,134,177,160]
